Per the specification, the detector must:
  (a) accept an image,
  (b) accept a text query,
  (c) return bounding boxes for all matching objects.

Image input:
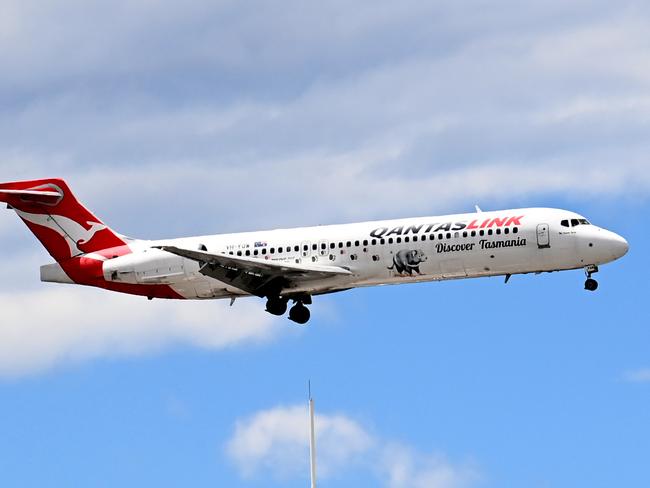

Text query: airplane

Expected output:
[0,178,628,324]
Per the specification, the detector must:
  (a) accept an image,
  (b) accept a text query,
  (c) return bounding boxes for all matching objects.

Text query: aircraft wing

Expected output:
[154,245,351,297]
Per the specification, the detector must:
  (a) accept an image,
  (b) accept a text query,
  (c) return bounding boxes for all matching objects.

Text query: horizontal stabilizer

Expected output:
[0,188,63,206]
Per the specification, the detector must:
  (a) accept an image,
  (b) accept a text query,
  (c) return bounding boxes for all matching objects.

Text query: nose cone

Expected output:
[610,232,629,259]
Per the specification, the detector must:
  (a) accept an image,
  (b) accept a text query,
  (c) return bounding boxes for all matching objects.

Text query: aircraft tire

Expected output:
[584,278,598,291]
[266,297,288,316]
[289,304,310,324]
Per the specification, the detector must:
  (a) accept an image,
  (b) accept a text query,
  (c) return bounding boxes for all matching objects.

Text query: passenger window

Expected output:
[454,232,459,238]
[488,229,493,236]
[321,243,326,249]
[346,241,352,247]
[413,236,418,241]
[312,244,318,250]
[355,240,360,246]
[262,249,267,254]
[245,250,250,256]
[380,238,385,245]
[504,228,509,234]
[330,242,335,249]
[237,251,242,256]
[303,245,308,251]
[339,242,343,248]
[513,227,518,234]
[471,230,476,237]
[429,234,434,240]
[254,250,259,255]
[388,238,394,244]
[462,231,467,238]
[438,233,443,240]
[404,237,410,243]
[270,248,275,254]
[371,239,377,245]
[363,240,369,246]
[294,245,299,252]
[446,233,451,239]
[479,230,485,236]
[396,237,402,243]
[496,229,501,235]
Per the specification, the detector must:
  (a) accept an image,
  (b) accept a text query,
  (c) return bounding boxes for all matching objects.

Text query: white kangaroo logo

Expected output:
[16,210,108,257]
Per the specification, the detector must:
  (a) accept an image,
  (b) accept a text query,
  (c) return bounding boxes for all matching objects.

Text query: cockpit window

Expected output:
[568,218,591,227]
[562,218,591,227]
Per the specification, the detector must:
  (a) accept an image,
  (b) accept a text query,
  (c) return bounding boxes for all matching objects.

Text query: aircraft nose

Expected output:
[609,232,629,259]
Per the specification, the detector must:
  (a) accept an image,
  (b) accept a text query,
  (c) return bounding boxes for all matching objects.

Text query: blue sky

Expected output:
[1,1,649,487]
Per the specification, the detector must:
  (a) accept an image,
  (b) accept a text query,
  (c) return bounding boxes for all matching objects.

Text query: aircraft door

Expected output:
[537,223,550,248]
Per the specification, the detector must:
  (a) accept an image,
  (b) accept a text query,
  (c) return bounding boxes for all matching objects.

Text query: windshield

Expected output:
[561,218,591,227]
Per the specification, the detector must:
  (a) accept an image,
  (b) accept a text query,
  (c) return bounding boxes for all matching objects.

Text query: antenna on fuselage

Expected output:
[309,381,317,488]
[475,205,483,213]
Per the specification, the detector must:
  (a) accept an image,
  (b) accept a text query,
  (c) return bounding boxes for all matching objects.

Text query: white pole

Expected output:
[309,394,317,488]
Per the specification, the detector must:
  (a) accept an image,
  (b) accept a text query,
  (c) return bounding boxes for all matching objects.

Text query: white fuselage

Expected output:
[97,207,629,300]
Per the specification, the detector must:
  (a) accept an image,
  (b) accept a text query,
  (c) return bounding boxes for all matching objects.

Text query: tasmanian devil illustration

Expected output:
[387,249,427,275]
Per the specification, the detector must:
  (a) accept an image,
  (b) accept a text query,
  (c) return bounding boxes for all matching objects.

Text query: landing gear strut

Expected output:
[584,265,599,292]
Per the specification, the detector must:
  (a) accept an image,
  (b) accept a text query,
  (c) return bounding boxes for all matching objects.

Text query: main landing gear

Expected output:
[265,296,288,316]
[584,264,599,292]
[265,295,311,324]
[288,302,310,325]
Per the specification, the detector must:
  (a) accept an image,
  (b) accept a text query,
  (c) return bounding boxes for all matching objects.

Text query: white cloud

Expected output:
[0,286,281,378]
[2,7,650,233]
[226,404,374,479]
[622,368,650,383]
[226,404,478,488]
[381,444,479,488]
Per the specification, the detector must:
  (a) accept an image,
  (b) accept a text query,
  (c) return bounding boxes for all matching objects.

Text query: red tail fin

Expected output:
[0,178,126,262]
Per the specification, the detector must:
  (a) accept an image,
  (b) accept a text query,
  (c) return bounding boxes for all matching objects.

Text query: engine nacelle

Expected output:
[103,248,188,284]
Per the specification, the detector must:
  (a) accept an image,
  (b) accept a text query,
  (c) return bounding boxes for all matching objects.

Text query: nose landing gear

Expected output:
[584,265,599,292]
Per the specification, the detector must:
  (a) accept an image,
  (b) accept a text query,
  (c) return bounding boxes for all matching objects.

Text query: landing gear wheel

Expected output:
[265,297,288,316]
[584,278,598,291]
[288,303,310,324]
